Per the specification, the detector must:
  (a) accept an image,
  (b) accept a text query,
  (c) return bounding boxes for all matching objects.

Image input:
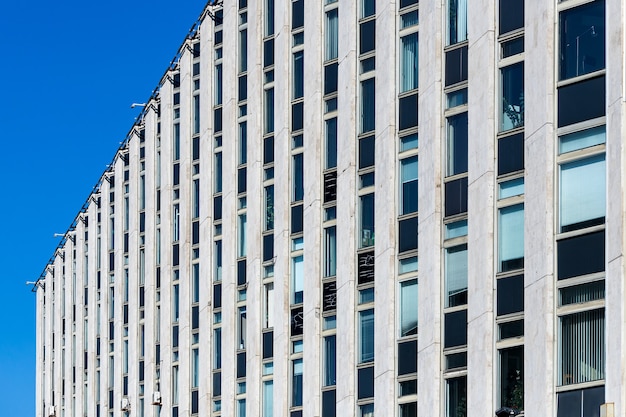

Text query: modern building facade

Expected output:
[33,0,626,416]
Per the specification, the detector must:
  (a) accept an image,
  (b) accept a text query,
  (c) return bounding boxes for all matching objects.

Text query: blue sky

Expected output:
[0,2,205,414]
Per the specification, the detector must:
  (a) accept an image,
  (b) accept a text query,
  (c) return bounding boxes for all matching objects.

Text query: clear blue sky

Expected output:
[0,2,205,414]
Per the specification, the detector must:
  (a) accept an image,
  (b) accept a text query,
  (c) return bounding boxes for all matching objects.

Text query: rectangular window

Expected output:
[446,376,467,417]
[292,359,303,407]
[445,244,468,307]
[361,78,376,133]
[559,154,605,232]
[239,29,248,73]
[501,63,524,131]
[359,309,375,363]
[400,279,418,337]
[400,33,418,92]
[559,309,605,385]
[215,64,223,104]
[498,204,524,272]
[265,0,274,36]
[238,214,247,257]
[447,0,467,45]
[499,0,524,35]
[325,9,339,61]
[400,156,418,214]
[293,154,304,201]
[360,193,375,248]
[263,380,273,417]
[361,0,375,18]
[265,88,274,134]
[325,118,338,169]
[559,0,605,81]
[499,346,523,409]
[193,95,200,134]
[292,255,304,304]
[293,51,304,99]
[238,307,247,349]
[324,226,337,277]
[446,112,468,176]
[323,335,336,386]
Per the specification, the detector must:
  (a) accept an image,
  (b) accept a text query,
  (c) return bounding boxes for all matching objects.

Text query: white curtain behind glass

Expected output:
[325,9,338,61]
[445,245,467,307]
[401,32,418,92]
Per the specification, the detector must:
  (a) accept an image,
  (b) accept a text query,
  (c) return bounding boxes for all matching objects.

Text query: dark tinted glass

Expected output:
[323,171,337,203]
[193,137,200,160]
[360,20,376,54]
[215,30,223,45]
[291,307,304,336]
[213,284,222,308]
[236,352,246,378]
[172,244,179,266]
[238,167,247,194]
[322,390,336,417]
[498,133,524,175]
[213,372,221,396]
[238,75,247,102]
[192,221,199,245]
[359,135,375,168]
[292,102,304,131]
[399,216,419,253]
[291,204,303,233]
[497,275,524,316]
[214,108,222,132]
[558,75,605,127]
[263,331,273,359]
[557,390,581,417]
[559,0,605,81]
[192,306,199,329]
[323,281,337,311]
[444,309,467,348]
[172,326,179,348]
[263,234,274,262]
[445,45,468,86]
[398,340,417,375]
[399,93,418,130]
[444,177,468,217]
[499,0,524,35]
[582,386,604,417]
[499,319,523,339]
[357,366,374,399]
[191,391,198,414]
[324,63,338,95]
[400,0,418,8]
[557,230,605,280]
[237,260,246,285]
[446,352,467,369]
[173,163,180,185]
[214,196,222,220]
[292,0,304,29]
[264,136,274,164]
[264,39,274,67]
[358,251,375,284]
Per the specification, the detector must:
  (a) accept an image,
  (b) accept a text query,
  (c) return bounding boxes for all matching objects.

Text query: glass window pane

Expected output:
[400,279,418,336]
[498,204,524,272]
[361,78,376,133]
[401,156,418,214]
[559,309,605,385]
[499,0,524,35]
[360,20,376,54]
[499,346,524,409]
[324,226,337,277]
[559,0,605,80]
[447,0,467,45]
[445,244,467,307]
[293,51,304,99]
[359,309,375,363]
[447,112,468,176]
[325,9,339,61]
[292,359,303,406]
[360,194,375,248]
[560,154,605,232]
[501,63,524,131]
[400,32,419,92]
[559,125,605,154]
[446,376,467,417]
[263,380,273,417]
[326,118,338,169]
[323,335,337,386]
[292,255,304,304]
